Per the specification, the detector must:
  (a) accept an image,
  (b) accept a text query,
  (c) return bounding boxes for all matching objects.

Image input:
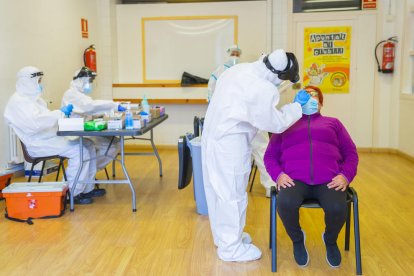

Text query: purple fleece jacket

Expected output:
[264,113,358,185]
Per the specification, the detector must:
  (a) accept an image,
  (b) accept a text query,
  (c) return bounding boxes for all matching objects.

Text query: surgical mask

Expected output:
[38,83,43,93]
[83,81,93,94]
[229,56,239,66]
[302,97,319,115]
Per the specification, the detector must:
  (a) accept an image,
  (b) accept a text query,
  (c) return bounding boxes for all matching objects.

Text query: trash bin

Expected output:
[187,135,208,215]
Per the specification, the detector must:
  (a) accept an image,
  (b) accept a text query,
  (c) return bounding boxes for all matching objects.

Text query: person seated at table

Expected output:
[264,86,358,268]
[4,66,99,205]
[62,67,122,180]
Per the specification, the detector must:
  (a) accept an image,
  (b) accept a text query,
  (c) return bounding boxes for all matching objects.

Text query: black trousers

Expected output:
[277,181,347,245]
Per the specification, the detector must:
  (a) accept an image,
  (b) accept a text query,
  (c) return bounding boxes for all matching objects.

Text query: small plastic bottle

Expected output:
[125,103,134,129]
[141,95,150,114]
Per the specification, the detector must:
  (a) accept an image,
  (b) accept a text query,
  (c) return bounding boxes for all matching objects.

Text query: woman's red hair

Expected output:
[304,85,323,106]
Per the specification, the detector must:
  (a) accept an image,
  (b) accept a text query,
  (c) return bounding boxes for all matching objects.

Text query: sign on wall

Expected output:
[303,26,352,93]
[81,18,88,38]
[362,0,377,10]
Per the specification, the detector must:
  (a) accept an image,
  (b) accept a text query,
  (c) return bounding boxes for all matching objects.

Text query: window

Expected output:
[293,0,361,13]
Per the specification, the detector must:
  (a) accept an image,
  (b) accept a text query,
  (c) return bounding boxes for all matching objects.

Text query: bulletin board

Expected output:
[141,16,238,84]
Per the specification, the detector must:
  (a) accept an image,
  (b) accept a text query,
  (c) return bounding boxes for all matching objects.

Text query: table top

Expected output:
[57,114,168,137]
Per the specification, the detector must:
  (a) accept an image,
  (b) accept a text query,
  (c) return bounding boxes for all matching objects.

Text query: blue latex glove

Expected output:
[293,90,311,106]
[61,104,73,117]
[118,104,126,112]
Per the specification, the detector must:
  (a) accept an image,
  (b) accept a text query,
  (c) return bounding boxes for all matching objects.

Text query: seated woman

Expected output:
[264,86,358,268]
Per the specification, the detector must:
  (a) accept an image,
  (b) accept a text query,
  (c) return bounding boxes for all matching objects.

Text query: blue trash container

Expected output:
[187,136,208,215]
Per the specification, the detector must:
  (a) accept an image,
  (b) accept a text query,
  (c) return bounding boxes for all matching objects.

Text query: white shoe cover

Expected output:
[242,232,252,244]
[215,232,252,247]
[218,243,262,262]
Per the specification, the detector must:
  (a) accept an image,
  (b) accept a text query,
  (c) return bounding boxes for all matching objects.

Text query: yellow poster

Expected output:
[303,26,351,93]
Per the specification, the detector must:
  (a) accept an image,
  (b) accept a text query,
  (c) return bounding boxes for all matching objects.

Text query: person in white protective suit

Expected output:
[202,49,303,262]
[4,66,98,205]
[207,45,242,103]
[61,67,122,175]
[207,45,277,197]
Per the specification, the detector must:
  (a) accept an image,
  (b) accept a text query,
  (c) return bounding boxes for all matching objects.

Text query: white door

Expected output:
[290,11,377,147]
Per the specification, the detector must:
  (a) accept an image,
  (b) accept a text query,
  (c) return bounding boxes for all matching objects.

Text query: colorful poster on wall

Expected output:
[303,26,351,93]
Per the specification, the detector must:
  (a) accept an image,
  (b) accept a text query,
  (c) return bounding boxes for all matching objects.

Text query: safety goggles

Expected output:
[305,90,319,97]
[30,72,44,78]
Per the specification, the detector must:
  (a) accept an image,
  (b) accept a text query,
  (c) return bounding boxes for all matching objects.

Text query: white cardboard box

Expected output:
[58,118,84,131]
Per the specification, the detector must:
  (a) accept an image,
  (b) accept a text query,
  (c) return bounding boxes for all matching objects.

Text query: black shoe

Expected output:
[74,194,93,205]
[293,230,309,267]
[322,232,341,267]
[82,188,106,198]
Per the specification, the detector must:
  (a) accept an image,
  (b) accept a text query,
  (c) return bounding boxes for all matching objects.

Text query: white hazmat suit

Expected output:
[207,46,277,196]
[62,69,120,171]
[201,50,302,261]
[4,66,97,196]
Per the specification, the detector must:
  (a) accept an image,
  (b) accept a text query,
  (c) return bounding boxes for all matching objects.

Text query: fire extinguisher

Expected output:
[84,44,97,72]
[375,37,398,73]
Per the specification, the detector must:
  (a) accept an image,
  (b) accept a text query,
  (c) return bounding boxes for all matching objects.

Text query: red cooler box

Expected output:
[0,173,13,199]
[2,182,68,220]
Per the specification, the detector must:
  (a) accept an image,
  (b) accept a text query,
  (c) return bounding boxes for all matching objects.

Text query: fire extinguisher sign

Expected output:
[362,0,377,9]
[81,18,89,38]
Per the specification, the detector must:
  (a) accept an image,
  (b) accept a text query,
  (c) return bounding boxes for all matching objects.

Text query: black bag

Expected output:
[181,72,208,86]
[177,135,193,189]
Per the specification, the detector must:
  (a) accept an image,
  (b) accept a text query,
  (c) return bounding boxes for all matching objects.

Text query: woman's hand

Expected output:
[277,173,295,191]
[327,174,349,192]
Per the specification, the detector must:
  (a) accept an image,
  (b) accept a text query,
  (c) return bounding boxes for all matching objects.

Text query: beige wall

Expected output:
[399,96,414,157]
[1,0,413,168]
[0,0,99,168]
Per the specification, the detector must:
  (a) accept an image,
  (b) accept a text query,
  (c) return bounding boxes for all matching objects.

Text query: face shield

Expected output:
[73,67,97,94]
[263,52,300,83]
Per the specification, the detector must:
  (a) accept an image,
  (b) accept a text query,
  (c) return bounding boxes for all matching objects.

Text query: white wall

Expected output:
[0,0,99,168]
[398,0,414,156]
[114,1,267,145]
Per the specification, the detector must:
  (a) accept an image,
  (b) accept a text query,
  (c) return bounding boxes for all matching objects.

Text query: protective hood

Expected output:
[16,66,43,97]
[264,50,300,83]
[252,51,286,86]
[71,67,96,93]
[71,77,86,92]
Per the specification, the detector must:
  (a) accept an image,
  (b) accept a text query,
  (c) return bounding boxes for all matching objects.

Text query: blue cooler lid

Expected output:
[2,182,68,193]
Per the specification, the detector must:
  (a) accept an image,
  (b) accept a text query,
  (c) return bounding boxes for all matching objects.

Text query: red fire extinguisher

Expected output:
[375,37,397,73]
[84,44,97,72]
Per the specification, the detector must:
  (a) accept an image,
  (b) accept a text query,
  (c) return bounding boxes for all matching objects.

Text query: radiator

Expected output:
[8,127,24,165]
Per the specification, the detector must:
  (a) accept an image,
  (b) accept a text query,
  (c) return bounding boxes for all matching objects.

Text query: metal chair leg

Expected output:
[353,193,362,275]
[345,201,351,251]
[112,159,116,177]
[56,159,63,181]
[28,162,36,182]
[104,167,110,180]
[269,193,273,249]
[271,189,277,272]
[61,159,67,181]
[249,165,258,192]
[39,161,46,183]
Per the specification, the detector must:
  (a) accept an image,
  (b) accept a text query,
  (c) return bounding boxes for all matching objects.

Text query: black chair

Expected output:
[20,141,67,183]
[269,186,362,275]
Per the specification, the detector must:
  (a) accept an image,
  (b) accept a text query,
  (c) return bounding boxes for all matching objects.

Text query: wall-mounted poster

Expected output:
[303,26,351,93]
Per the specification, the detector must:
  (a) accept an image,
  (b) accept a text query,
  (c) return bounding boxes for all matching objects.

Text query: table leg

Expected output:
[120,136,136,212]
[149,129,163,177]
[70,137,85,211]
